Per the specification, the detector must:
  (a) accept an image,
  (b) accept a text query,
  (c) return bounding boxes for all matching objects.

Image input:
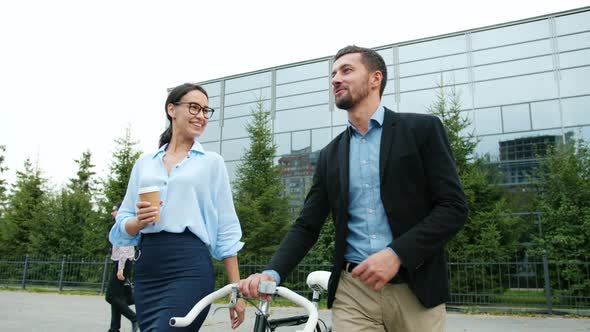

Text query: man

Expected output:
[239,45,468,331]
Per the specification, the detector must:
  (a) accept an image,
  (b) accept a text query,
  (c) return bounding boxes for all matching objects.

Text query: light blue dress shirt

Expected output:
[109,140,244,260]
[345,105,393,264]
[264,105,394,284]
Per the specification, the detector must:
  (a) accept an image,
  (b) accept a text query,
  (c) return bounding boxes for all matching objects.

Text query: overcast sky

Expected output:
[0,0,588,188]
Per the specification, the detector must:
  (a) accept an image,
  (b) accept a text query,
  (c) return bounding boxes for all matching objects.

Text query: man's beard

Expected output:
[334,80,370,110]
[335,94,354,110]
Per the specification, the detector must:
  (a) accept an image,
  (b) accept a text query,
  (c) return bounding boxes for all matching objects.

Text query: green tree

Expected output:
[68,150,97,195]
[531,138,590,298]
[533,138,590,259]
[233,99,290,259]
[0,158,49,256]
[87,127,142,256]
[427,79,525,300]
[29,151,99,256]
[427,79,521,261]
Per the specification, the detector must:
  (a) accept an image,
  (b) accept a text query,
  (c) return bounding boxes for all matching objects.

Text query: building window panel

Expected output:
[472,39,551,66]
[276,77,328,98]
[274,133,291,156]
[556,11,590,35]
[559,49,590,69]
[333,106,349,126]
[312,128,331,151]
[377,48,394,65]
[400,70,469,92]
[333,125,347,138]
[475,107,503,135]
[225,160,240,183]
[224,100,271,118]
[570,125,590,142]
[221,138,250,162]
[225,72,272,94]
[200,120,221,142]
[558,32,590,52]
[201,141,220,154]
[225,87,271,106]
[208,96,221,109]
[476,129,563,184]
[502,104,531,132]
[275,105,330,132]
[277,61,329,84]
[202,82,222,97]
[398,88,439,114]
[276,91,329,110]
[531,100,561,130]
[381,94,397,111]
[400,53,467,77]
[223,116,251,139]
[383,78,395,95]
[474,56,553,81]
[399,35,466,62]
[292,130,311,151]
[477,130,563,159]
[562,95,590,127]
[560,66,590,98]
[473,72,556,108]
[471,20,549,50]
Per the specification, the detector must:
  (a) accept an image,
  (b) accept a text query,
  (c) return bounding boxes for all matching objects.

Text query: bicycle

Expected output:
[169,270,332,332]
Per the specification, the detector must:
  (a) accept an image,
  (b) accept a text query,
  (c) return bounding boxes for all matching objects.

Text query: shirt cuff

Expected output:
[262,270,281,285]
[215,241,245,260]
[386,247,402,264]
[121,218,134,237]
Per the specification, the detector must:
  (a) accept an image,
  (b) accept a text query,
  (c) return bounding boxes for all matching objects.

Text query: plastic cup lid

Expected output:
[138,186,160,194]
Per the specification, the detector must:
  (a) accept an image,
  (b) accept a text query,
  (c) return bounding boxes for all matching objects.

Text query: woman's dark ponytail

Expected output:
[158,126,173,148]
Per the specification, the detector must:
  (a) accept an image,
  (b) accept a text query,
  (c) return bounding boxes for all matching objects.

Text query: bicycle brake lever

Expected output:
[212,303,235,315]
[211,286,239,315]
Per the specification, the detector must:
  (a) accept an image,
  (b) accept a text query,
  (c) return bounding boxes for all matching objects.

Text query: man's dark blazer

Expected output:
[267,107,468,308]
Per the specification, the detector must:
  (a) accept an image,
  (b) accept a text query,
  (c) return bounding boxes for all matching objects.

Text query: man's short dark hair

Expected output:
[334,45,387,97]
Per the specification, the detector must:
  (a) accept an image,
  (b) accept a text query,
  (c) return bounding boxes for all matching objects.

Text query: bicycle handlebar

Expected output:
[169,283,319,332]
[169,283,237,328]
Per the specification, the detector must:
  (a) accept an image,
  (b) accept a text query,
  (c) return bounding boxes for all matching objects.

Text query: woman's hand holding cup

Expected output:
[136,186,161,227]
[135,200,160,227]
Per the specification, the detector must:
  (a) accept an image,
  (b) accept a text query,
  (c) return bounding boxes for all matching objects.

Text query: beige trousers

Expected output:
[331,270,446,332]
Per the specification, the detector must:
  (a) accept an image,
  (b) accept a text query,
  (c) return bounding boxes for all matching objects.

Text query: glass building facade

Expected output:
[196,7,590,211]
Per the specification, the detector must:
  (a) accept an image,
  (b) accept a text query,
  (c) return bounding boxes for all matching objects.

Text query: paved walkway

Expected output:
[1,291,589,331]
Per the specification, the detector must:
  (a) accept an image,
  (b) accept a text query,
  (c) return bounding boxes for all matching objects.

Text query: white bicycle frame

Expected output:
[169,270,331,332]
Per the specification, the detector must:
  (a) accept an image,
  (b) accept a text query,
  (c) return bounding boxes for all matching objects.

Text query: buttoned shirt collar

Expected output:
[152,140,206,159]
[347,104,385,136]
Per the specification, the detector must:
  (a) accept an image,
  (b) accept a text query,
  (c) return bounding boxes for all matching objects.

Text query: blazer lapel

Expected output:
[380,108,398,182]
[338,129,350,210]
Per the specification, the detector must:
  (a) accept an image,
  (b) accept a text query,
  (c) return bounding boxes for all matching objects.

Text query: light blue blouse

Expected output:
[109,140,244,260]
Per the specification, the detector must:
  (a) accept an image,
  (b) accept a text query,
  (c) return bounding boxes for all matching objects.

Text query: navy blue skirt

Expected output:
[134,229,214,332]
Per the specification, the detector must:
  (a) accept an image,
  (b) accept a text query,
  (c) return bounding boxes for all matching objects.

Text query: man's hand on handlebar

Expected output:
[238,273,275,302]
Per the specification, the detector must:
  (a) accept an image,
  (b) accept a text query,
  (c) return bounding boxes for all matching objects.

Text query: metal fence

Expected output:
[1,254,588,313]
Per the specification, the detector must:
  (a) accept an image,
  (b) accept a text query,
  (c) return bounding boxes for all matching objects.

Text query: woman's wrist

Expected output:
[134,217,146,229]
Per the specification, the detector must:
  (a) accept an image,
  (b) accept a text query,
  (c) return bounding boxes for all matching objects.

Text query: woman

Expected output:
[109,83,245,331]
[106,202,138,332]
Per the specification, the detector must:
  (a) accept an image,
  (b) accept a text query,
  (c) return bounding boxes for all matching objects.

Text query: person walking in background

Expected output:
[106,202,138,332]
[240,45,468,332]
[110,83,245,331]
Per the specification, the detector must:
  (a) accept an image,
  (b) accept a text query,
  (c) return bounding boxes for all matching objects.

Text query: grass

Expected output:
[491,288,549,305]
